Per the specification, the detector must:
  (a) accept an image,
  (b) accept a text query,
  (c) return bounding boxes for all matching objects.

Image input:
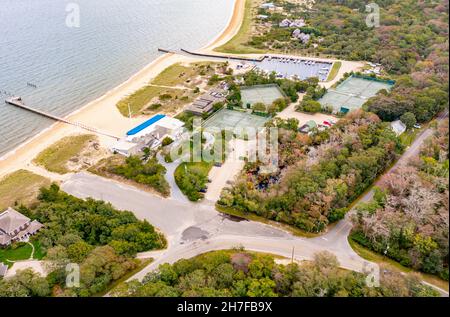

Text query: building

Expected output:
[299,120,317,133]
[279,19,291,28]
[186,88,227,116]
[0,263,7,277]
[119,115,185,154]
[292,29,310,43]
[260,2,275,9]
[391,120,407,136]
[111,140,140,157]
[0,208,43,248]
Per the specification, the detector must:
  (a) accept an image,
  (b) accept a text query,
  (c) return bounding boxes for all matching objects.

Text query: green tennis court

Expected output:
[318,76,394,113]
[240,84,285,108]
[203,108,268,131]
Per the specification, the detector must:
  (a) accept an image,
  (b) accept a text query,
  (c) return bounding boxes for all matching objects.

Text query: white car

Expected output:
[414,124,421,129]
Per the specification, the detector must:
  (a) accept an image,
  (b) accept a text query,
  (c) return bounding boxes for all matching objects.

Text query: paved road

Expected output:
[62,172,367,279]
[61,110,448,294]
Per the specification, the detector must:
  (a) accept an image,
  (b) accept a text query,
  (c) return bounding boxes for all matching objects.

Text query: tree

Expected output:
[252,102,267,113]
[400,112,417,129]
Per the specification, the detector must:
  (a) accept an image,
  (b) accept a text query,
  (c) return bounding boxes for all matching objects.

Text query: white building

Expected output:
[391,120,407,136]
[260,2,275,9]
[111,140,140,157]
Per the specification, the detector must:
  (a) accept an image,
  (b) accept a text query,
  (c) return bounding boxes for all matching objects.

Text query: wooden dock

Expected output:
[5,97,120,140]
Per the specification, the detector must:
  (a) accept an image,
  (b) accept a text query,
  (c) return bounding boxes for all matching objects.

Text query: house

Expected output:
[0,208,43,248]
[186,88,227,116]
[111,140,140,157]
[391,120,406,136]
[260,2,275,9]
[299,120,317,133]
[292,29,310,43]
[290,19,306,28]
[279,19,292,28]
[0,263,7,277]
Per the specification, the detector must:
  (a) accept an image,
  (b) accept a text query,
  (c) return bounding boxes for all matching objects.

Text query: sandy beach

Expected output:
[0,0,246,179]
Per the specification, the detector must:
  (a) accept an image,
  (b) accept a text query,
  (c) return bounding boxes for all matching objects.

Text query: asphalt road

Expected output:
[60,110,448,295]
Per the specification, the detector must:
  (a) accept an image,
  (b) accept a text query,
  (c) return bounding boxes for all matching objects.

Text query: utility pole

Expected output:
[291,246,295,264]
[128,103,131,119]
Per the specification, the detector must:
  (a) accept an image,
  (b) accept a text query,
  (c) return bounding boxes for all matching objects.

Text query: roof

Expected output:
[391,120,406,135]
[126,114,166,136]
[0,208,30,235]
[0,233,11,246]
[306,120,317,128]
[112,140,139,151]
[156,117,185,130]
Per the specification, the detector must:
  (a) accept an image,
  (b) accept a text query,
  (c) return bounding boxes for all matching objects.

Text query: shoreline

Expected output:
[0,0,245,179]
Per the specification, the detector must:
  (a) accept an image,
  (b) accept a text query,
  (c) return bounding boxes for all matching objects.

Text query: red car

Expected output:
[323,121,332,127]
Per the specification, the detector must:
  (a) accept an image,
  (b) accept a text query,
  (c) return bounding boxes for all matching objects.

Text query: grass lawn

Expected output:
[399,126,425,147]
[326,61,342,82]
[215,0,264,54]
[348,237,449,292]
[216,204,319,238]
[0,170,51,211]
[0,241,44,267]
[33,134,96,174]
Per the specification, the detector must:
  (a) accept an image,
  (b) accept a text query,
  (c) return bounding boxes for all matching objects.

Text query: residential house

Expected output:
[391,120,407,136]
[0,208,43,248]
[279,19,292,28]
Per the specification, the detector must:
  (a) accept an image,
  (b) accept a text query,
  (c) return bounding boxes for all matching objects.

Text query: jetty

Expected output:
[5,97,120,140]
[157,48,265,63]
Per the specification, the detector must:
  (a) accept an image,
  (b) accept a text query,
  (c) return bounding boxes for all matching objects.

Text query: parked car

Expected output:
[323,121,332,127]
[199,187,208,193]
[414,124,421,129]
[214,162,222,167]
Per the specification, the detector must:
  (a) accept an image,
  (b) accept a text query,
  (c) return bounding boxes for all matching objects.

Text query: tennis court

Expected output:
[203,108,269,131]
[240,84,285,108]
[318,76,394,113]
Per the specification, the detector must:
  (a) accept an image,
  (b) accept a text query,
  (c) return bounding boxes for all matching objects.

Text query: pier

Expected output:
[5,97,120,140]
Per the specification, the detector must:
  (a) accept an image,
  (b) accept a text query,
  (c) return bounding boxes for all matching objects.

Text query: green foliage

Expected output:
[400,112,417,129]
[111,250,439,297]
[352,120,449,279]
[113,156,170,196]
[162,137,174,147]
[28,184,166,257]
[220,110,401,233]
[174,162,212,201]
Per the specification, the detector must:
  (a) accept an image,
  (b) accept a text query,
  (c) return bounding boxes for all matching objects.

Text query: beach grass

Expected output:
[326,61,342,81]
[152,62,216,87]
[116,85,186,117]
[33,134,96,174]
[348,237,449,292]
[116,62,221,117]
[214,0,264,54]
[0,170,51,211]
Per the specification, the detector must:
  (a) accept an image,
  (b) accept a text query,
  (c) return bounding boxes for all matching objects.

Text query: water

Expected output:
[0,0,233,157]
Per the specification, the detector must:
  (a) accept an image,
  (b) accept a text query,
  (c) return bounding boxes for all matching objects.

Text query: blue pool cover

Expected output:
[126,114,165,136]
